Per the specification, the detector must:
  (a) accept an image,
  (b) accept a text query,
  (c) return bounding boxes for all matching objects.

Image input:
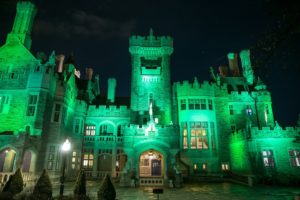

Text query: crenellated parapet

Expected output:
[87,105,130,117]
[174,80,220,97]
[129,29,173,55]
[250,126,299,138]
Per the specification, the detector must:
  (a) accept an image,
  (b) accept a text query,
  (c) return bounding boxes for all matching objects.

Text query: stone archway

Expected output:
[139,150,163,178]
[0,149,17,172]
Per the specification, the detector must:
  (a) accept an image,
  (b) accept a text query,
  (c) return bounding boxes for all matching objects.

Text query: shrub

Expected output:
[2,168,23,196]
[30,169,52,200]
[74,170,90,200]
[97,174,116,200]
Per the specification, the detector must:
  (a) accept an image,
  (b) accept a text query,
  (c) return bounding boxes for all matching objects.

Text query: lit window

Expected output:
[83,149,94,169]
[289,150,300,167]
[71,151,79,169]
[202,163,207,171]
[182,122,188,149]
[47,145,56,170]
[52,103,61,122]
[221,163,230,171]
[262,150,275,168]
[229,105,234,115]
[193,163,198,171]
[190,122,209,149]
[27,95,38,116]
[208,99,213,110]
[85,125,96,136]
[246,105,252,115]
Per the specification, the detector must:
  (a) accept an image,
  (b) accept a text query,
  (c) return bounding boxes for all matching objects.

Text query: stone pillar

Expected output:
[56,55,65,73]
[227,53,240,76]
[240,50,254,85]
[107,78,117,104]
[85,68,93,80]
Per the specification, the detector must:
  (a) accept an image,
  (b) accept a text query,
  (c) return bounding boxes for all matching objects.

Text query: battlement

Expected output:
[87,105,130,117]
[231,126,299,141]
[174,79,226,96]
[251,126,299,138]
[129,29,173,48]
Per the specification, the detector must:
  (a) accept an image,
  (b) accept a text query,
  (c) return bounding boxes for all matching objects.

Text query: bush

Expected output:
[30,169,52,200]
[74,170,90,200]
[97,174,116,200]
[2,168,23,196]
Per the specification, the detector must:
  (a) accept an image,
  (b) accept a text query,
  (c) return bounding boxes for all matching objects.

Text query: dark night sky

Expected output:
[0,0,299,126]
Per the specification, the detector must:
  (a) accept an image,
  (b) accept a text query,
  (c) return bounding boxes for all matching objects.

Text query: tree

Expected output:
[97,174,116,200]
[74,170,90,200]
[31,169,52,200]
[2,168,23,195]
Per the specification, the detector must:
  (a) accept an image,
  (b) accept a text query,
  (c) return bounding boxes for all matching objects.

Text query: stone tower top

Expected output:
[6,0,37,50]
[129,28,173,52]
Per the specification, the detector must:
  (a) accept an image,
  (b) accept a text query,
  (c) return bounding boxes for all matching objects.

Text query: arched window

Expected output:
[100,123,114,136]
[117,124,127,137]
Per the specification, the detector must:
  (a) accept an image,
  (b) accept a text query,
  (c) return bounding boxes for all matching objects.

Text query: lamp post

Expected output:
[60,139,71,198]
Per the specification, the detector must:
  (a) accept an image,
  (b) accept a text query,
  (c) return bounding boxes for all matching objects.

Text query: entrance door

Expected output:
[151,159,161,176]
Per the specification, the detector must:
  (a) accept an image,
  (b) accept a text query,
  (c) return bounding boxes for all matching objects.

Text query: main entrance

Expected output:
[139,150,163,177]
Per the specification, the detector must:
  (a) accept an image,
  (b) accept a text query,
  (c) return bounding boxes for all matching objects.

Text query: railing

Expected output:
[84,136,123,143]
[139,178,164,186]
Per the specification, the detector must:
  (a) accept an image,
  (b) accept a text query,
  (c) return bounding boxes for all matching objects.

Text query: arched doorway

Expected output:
[0,149,16,172]
[22,150,37,173]
[139,150,163,177]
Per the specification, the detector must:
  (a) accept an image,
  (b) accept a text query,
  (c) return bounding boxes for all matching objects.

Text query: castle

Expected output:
[0,0,299,186]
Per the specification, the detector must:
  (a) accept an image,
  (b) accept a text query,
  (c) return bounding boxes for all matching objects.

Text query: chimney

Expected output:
[227,53,240,76]
[56,54,65,73]
[107,78,117,104]
[85,68,93,80]
[218,66,228,77]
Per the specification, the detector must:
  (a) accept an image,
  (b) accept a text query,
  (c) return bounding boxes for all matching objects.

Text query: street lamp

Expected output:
[60,139,71,198]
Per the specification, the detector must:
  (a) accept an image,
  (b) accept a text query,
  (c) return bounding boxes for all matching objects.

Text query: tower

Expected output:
[6,0,37,50]
[129,29,174,125]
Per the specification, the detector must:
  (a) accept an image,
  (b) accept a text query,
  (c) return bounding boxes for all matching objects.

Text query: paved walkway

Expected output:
[51,182,300,200]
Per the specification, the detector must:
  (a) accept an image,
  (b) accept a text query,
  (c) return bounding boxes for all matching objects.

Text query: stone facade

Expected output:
[0,0,299,186]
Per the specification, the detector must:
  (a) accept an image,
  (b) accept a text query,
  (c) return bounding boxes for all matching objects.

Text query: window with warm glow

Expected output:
[182,122,188,149]
[221,163,230,171]
[85,125,95,136]
[83,153,94,169]
[190,122,209,149]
